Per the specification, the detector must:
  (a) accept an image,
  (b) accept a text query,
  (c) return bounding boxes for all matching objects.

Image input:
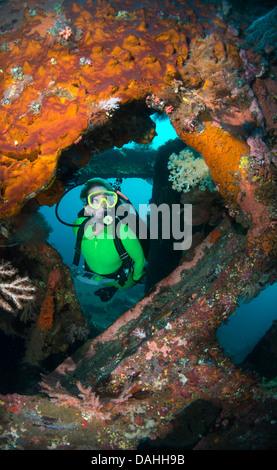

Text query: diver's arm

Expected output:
[119,224,146,281]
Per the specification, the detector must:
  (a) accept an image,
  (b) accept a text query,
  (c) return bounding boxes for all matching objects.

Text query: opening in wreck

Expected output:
[39,110,224,334]
[42,104,277,371]
[1,104,277,396]
[0,105,225,394]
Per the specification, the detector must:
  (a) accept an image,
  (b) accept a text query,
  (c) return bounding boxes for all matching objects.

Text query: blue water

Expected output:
[217,284,277,364]
[40,114,277,361]
[125,113,178,150]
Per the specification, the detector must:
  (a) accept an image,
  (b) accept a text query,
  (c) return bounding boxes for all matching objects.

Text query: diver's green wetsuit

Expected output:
[73,217,146,289]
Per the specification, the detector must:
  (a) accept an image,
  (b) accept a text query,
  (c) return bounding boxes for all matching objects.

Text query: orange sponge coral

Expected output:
[175,121,250,204]
[37,288,54,332]
[0,0,252,218]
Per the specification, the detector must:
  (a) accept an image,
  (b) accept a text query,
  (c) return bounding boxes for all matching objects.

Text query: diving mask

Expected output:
[87,190,118,209]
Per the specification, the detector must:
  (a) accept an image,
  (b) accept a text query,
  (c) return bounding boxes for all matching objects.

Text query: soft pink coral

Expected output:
[59,26,72,40]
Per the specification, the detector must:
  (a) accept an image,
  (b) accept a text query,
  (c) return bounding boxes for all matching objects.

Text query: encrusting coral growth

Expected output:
[179,33,248,113]
[39,375,138,423]
[168,147,216,193]
[37,268,61,332]
[37,287,55,332]
[39,377,111,421]
[0,0,266,219]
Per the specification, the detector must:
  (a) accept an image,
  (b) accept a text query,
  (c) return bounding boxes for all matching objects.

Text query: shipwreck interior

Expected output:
[1,107,277,449]
[1,109,276,398]
[0,109,226,393]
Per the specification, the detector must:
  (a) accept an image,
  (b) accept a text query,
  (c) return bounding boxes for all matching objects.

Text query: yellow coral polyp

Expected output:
[239,155,250,174]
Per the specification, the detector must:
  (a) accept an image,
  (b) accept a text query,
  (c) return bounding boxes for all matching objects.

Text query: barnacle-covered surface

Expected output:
[1,0,277,451]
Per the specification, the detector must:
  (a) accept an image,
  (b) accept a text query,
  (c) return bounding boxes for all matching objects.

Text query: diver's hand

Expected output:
[133,267,147,284]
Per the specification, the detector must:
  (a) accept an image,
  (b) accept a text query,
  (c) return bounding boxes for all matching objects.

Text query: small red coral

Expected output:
[48,269,62,289]
[59,26,72,40]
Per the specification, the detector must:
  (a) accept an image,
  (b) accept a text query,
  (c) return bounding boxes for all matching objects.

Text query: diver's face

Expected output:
[84,186,107,217]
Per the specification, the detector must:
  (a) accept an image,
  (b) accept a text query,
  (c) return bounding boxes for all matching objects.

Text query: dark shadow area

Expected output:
[138,399,222,450]
[145,139,186,290]
[243,320,277,381]
[57,99,156,186]
[0,330,25,395]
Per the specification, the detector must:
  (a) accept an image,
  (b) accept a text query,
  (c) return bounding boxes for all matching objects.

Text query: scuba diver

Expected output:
[69,178,147,302]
